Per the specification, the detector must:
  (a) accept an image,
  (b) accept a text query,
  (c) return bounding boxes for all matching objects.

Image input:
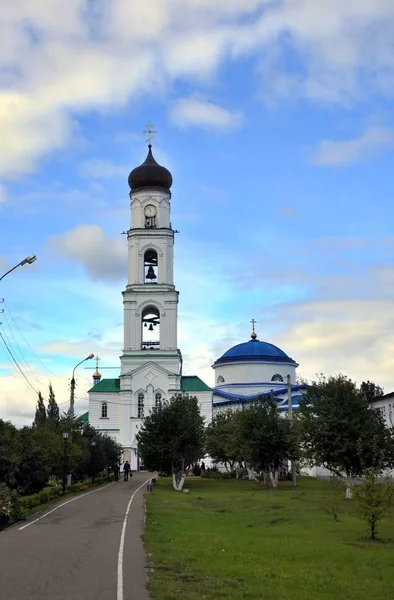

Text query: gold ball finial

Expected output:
[251,332,257,339]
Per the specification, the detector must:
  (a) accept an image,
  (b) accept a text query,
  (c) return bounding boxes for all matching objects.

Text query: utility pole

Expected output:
[287,374,297,488]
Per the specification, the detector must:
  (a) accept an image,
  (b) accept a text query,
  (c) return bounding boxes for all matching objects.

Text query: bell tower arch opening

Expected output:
[144,249,158,283]
[141,305,160,349]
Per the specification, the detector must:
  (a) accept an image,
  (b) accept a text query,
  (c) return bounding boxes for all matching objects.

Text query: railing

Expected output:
[141,341,160,350]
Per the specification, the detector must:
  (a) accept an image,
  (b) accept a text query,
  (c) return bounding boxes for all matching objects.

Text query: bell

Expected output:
[144,322,147,327]
[149,324,154,331]
[146,266,157,280]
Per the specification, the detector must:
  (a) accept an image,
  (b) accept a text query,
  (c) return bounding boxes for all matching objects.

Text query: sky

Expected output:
[1,0,394,426]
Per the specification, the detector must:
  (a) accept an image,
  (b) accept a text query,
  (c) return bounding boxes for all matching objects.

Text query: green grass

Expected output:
[145,477,394,600]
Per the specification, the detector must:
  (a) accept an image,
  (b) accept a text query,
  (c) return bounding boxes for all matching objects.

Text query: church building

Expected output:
[87,144,211,470]
[87,141,304,470]
[212,328,306,414]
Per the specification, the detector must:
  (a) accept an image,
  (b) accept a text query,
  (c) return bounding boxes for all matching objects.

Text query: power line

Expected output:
[3,300,62,380]
[0,331,38,394]
[1,310,42,386]
[0,341,31,389]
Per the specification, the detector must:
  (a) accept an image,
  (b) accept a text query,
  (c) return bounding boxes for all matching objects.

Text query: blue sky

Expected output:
[1,0,394,425]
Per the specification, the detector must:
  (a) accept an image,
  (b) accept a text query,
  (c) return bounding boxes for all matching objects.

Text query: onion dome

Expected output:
[128,145,173,191]
[92,365,102,386]
[214,338,297,366]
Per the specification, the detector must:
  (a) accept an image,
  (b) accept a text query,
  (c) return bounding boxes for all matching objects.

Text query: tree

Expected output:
[0,420,19,488]
[298,374,394,498]
[237,398,293,487]
[354,469,393,540]
[15,427,61,493]
[33,392,47,428]
[137,394,205,491]
[360,380,384,403]
[205,411,241,472]
[46,384,60,431]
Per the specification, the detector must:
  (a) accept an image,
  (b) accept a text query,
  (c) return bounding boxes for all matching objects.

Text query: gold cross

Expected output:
[250,319,257,334]
[143,121,158,144]
[95,356,100,369]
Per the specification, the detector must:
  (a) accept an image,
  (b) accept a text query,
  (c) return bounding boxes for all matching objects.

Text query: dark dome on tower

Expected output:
[128,145,173,191]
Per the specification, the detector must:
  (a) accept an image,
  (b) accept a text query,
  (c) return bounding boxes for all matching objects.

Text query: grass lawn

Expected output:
[145,477,394,600]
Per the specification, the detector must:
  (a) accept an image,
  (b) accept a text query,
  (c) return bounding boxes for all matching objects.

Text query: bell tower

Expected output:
[120,142,181,386]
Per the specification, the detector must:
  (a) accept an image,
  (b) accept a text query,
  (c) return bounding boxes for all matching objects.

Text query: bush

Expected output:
[354,470,393,540]
[0,484,27,528]
[201,470,235,480]
[20,473,114,512]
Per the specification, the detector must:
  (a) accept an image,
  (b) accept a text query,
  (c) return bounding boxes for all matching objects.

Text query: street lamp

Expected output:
[91,441,96,485]
[69,353,95,417]
[0,255,37,282]
[62,432,69,495]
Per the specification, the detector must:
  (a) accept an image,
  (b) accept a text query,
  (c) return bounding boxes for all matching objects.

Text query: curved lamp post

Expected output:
[0,255,37,282]
[62,432,69,495]
[69,353,95,417]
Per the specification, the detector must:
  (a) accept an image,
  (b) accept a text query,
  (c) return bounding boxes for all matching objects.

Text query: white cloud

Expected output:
[0,371,91,426]
[1,1,394,177]
[273,299,394,392]
[170,97,243,130]
[79,159,129,179]
[51,224,127,281]
[312,126,394,166]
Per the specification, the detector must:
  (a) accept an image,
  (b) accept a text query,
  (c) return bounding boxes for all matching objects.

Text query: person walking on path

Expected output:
[113,462,120,482]
[123,460,131,482]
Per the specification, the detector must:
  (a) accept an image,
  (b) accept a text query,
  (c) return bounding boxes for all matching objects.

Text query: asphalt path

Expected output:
[0,473,153,600]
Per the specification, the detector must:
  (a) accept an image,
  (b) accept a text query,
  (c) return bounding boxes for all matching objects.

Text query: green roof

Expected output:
[88,376,210,394]
[88,378,120,393]
[181,376,211,392]
[79,411,89,422]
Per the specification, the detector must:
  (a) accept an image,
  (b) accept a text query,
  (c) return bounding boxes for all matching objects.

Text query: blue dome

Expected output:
[214,339,297,366]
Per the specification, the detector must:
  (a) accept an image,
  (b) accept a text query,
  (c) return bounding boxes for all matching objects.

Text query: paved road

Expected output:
[0,473,153,600]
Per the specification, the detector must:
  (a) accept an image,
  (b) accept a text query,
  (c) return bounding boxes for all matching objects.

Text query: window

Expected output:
[271,374,284,382]
[142,305,160,349]
[155,393,162,407]
[217,375,225,384]
[101,402,108,418]
[138,393,144,418]
[144,249,158,283]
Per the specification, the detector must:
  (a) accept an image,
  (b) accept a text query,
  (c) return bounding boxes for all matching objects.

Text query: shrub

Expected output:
[0,484,26,527]
[201,470,235,480]
[354,469,393,540]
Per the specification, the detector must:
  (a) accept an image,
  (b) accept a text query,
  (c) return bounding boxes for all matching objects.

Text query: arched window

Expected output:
[138,393,144,418]
[144,250,158,283]
[155,393,162,407]
[101,402,108,418]
[271,374,284,382]
[142,305,160,349]
[217,375,225,384]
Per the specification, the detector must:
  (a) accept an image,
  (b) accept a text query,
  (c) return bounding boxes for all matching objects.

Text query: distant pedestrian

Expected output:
[123,460,131,482]
[113,463,120,482]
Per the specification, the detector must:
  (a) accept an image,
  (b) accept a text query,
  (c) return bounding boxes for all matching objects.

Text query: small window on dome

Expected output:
[271,374,284,382]
[217,375,225,384]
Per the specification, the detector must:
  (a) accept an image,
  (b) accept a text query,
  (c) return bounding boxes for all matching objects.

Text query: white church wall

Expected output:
[195,391,213,424]
[370,396,394,428]
[88,391,121,443]
[213,362,296,386]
